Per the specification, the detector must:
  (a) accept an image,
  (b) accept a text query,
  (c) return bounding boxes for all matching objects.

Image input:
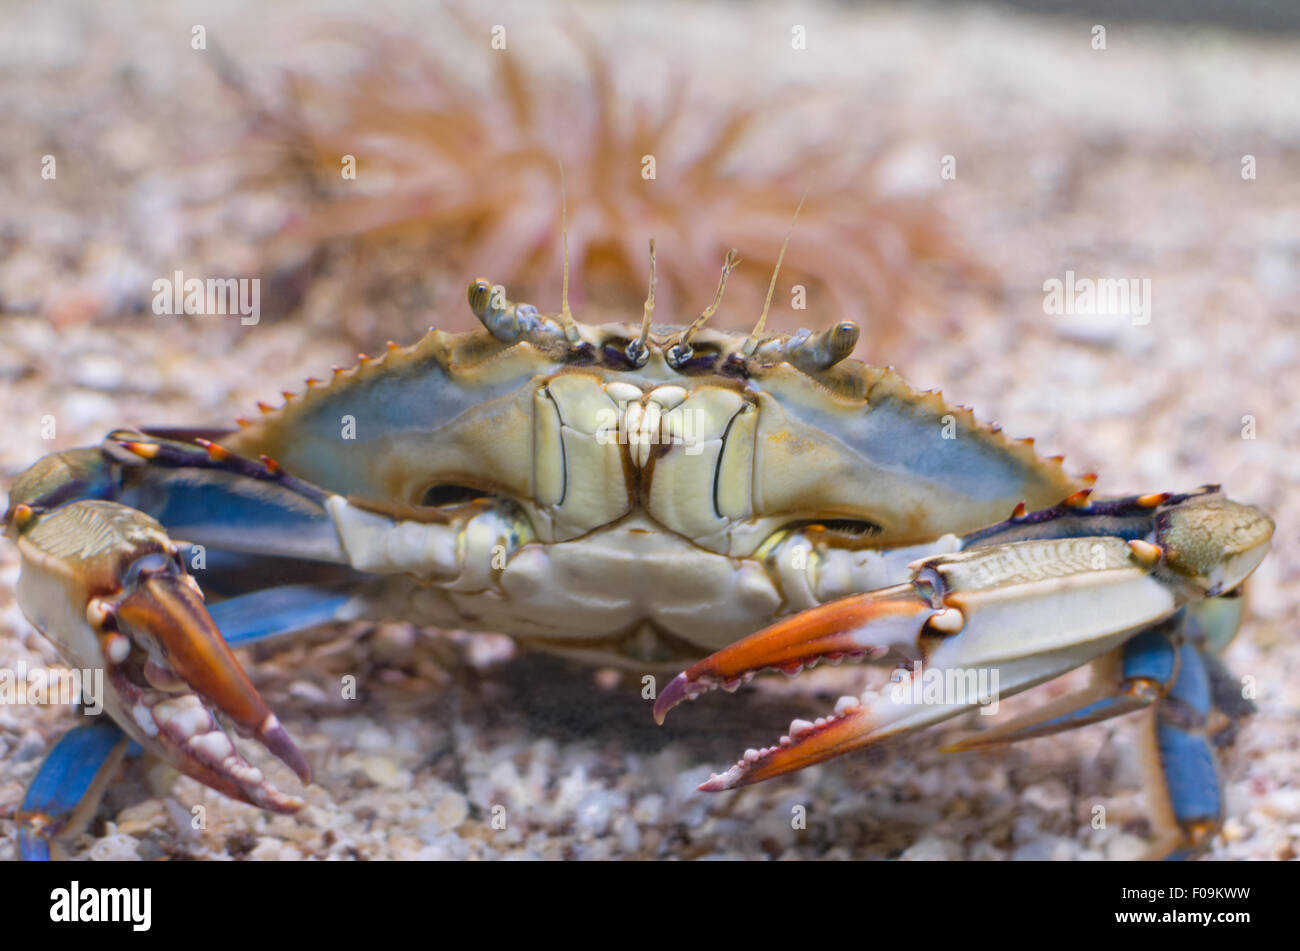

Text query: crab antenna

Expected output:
[627,238,656,366]
[556,160,580,342]
[743,187,808,356]
[677,248,739,354]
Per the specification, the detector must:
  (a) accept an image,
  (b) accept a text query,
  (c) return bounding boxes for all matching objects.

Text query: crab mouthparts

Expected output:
[107,572,309,812]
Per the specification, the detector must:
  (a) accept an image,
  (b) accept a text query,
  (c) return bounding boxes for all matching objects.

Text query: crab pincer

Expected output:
[10,498,309,813]
[653,520,1248,794]
[654,584,954,790]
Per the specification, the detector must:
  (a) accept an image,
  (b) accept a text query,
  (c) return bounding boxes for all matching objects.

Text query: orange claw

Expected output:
[653,585,934,725]
[698,703,887,791]
[114,572,310,787]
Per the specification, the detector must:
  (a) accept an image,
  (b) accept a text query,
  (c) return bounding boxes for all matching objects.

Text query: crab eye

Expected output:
[419,484,490,508]
[123,552,174,587]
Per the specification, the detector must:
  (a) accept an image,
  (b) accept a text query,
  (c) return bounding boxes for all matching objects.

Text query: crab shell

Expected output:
[220,309,1083,666]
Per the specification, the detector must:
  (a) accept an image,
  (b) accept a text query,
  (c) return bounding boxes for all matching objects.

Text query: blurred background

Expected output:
[1,0,1296,860]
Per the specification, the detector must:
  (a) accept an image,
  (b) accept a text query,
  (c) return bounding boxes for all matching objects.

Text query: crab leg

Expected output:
[657,491,1273,798]
[659,534,1180,789]
[207,584,360,647]
[10,498,311,811]
[6,431,499,858]
[939,623,1179,751]
[1141,640,1239,859]
[17,721,137,861]
[12,584,361,860]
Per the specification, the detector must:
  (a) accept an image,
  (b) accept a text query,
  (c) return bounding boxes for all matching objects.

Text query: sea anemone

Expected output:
[220,21,984,347]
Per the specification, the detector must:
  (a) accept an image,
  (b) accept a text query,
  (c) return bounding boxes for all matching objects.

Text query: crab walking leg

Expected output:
[208,585,361,647]
[1140,641,1236,860]
[17,721,138,861]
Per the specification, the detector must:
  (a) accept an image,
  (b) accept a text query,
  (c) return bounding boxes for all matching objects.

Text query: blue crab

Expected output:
[5,244,1273,859]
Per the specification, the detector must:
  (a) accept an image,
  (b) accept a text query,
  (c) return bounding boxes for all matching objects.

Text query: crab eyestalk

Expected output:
[10,498,308,812]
